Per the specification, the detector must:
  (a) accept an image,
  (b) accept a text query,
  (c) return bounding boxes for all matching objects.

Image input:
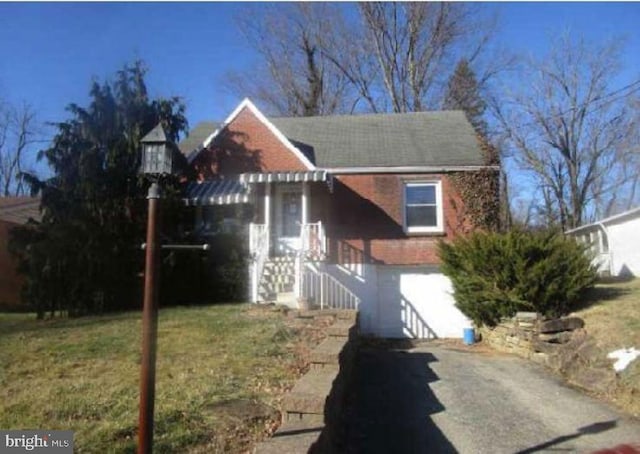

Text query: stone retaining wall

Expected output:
[480,313,617,394]
[309,319,360,453]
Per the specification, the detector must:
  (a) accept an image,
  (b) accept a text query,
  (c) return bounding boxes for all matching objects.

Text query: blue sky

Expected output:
[0,2,638,164]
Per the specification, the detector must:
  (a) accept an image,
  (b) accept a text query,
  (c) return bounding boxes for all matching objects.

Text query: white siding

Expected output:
[322,263,379,334]
[607,217,640,276]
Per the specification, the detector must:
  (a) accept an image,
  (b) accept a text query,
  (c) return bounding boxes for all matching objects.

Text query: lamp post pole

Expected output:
[138,182,161,454]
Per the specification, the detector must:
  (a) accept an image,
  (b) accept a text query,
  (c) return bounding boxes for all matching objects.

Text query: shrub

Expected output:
[438,229,597,327]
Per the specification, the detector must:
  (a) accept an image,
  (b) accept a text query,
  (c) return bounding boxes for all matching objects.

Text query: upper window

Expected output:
[404,181,443,233]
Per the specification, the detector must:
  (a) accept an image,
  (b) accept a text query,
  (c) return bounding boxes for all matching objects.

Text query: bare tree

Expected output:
[225,3,354,116]
[227,3,512,115]
[493,35,639,230]
[0,100,36,196]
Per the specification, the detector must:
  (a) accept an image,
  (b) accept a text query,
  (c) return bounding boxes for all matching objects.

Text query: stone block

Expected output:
[538,331,573,344]
[515,312,539,321]
[539,317,585,334]
[532,340,562,354]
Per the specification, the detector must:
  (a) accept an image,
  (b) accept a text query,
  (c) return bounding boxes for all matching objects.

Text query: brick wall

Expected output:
[192,107,309,180]
[323,173,468,266]
[187,106,477,267]
[0,220,24,309]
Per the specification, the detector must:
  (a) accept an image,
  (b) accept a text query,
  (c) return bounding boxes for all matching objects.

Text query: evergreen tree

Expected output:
[10,61,188,318]
[443,59,487,135]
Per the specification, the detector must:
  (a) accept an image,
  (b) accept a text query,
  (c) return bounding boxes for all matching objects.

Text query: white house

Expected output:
[566,207,640,277]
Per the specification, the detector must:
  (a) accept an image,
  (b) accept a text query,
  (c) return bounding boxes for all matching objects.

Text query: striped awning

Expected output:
[183,179,251,206]
[239,170,329,184]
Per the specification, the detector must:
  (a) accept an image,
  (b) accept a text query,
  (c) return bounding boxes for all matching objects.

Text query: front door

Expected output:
[275,185,302,254]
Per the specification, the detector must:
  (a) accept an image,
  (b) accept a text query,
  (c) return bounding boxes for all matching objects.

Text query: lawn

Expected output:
[0,304,316,453]
[578,278,640,351]
[577,277,640,415]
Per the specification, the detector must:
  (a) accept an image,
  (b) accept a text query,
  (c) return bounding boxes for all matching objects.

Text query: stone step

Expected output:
[254,419,323,454]
[282,367,338,417]
[336,310,358,322]
[310,337,348,367]
[327,319,355,338]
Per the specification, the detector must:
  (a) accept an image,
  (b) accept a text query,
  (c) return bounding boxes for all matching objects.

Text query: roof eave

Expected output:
[323,165,499,174]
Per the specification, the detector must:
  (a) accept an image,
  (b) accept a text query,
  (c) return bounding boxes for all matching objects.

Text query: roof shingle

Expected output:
[179,110,484,169]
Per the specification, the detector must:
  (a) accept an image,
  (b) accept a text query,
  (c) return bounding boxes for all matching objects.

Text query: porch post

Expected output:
[301,181,309,225]
[265,182,271,252]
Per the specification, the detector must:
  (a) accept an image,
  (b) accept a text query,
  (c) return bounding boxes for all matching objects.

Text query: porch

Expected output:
[184,171,360,310]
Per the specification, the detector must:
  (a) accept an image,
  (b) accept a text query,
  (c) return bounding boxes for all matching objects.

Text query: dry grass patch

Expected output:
[577,278,640,415]
[0,304,319,453]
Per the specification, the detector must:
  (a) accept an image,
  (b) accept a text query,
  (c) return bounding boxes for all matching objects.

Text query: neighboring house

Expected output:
[566,207,640,278]
[179,98,498,339]
[0,197,41,310]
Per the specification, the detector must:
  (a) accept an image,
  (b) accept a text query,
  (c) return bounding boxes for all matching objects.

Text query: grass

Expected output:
[576,278,640,416]
[578,278,640,352]
[0,304,308,453]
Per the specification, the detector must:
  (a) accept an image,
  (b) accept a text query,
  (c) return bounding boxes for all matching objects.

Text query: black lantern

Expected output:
[140,123,175,176]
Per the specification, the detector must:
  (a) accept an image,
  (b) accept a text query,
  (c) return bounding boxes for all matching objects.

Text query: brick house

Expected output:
[179,99,498,338]
[0,197,40,310]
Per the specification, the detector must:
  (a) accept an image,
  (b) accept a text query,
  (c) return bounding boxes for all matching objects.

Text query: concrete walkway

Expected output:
[343,344,640,453]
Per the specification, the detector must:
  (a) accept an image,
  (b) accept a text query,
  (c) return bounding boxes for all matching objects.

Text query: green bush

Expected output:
[438,229,597,327]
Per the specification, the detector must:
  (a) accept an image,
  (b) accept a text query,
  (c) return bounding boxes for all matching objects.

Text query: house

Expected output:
[0,197,40,310]
[178,99,498,339]
[566,206,640,278]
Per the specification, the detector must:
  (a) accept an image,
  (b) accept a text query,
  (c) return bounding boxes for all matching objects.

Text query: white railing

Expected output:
[594,252,613,276]
[301,265,360,310]
[249,223,269,303]
[301,221,326,259]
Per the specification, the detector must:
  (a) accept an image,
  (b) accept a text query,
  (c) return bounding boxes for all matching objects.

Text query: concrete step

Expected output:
[260,282,294,292]
[310,337,348,367]
[254,419,323,454]
[264,258,295,263]
[276,292,296,305]
[282,366,338,418]
[262,267,295,275]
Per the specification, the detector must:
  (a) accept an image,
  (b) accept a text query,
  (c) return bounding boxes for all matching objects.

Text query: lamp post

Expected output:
[138,123,176,454]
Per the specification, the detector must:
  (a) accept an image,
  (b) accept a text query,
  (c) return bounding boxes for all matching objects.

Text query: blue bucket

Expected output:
[463,327,475,345]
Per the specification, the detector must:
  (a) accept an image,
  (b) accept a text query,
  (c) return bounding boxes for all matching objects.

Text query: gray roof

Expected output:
[180,110,484,168]
[178,121,218,157]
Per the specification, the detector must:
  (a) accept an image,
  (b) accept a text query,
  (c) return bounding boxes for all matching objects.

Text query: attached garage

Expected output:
[324,263,470,339]
[375,266,469,339]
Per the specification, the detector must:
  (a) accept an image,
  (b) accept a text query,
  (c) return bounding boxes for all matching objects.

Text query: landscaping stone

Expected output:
[327,320,354,338]
[539,317,585,333]
[310,337,348,368]
[258,309,359,454]
[254,419,323,454]
[568,367,617,394]
[538,331,573,344]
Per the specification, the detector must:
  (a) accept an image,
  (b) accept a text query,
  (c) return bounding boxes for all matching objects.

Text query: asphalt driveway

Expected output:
[343,344,640,453]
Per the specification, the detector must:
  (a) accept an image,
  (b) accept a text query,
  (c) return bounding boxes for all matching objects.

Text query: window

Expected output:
[404,181,443,233]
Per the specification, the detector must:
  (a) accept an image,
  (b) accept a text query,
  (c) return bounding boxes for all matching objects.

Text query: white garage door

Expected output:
[376,267,469,339]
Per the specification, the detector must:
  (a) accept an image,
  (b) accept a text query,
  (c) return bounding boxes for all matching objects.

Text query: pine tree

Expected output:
[10,61,188,318]
[443,59,487,135]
